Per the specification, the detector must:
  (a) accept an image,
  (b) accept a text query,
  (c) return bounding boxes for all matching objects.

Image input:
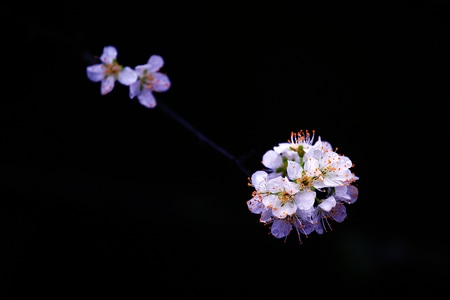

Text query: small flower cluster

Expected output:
[247,130,359,244]
[86,46,171,108]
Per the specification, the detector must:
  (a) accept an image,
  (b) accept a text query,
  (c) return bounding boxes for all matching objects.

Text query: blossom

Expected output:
[86,46,138,95]
[247,130,359,244]
[129,55,171,108]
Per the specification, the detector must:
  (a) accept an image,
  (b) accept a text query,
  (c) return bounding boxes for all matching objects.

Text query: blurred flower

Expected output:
[247,130,359,244]
[129,55,171,108]
[86,46,138,95]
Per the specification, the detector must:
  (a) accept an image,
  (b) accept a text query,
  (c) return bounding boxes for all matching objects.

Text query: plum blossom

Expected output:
[246,130,359,244]
[86,46,137,95]
[129,55,171,108]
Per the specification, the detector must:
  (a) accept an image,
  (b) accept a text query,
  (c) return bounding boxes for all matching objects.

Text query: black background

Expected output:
[2,2,449,299]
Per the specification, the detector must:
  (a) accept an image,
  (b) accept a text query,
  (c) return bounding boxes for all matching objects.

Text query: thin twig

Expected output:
[158,102,251,177]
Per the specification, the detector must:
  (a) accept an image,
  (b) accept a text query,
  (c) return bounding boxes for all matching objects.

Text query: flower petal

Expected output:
[287,160,302,180]
[101,76,115,95]
[247,197,265,214]
[129,81,141,99]
[134,64,148,77]
[118,67,138,86]
[86,64,105,82]
[273,201,296,219]
[152,73,171,92]
[137,90,157,108]
[147,55,164,72]
[331,203,347,222]
[100,46,117,64]
[294,190,316,210]
[318,196,336,212]
[271,219,292,239]
[262,150,282,169]
[250,170,268,190]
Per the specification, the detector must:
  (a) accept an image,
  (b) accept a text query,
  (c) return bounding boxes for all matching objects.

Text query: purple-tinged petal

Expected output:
[151,73,171,92]
[271,219,292,239]
[86,64,105,82]
[118,67,138,86]
[260,208,273,223]
[296,206,314,222]
[137,89,157,108]
[330,203,347,223]
[100,46,117,64]
[294,218,315,236]
[134,64,149,77]
[129,81,141,99]
[247,197,265,214]
[335,185,358,204]
[147,55,164,72]
[101,76,115,95]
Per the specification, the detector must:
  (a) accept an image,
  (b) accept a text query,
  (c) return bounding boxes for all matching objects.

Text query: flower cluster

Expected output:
[247,130,359,244]
[86,46,171,108]
[86,47,361,246]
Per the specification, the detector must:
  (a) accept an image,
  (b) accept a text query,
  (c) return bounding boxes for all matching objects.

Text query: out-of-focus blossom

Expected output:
[246,130,359,244]
[129,55,171,108]
[86,46,137,95]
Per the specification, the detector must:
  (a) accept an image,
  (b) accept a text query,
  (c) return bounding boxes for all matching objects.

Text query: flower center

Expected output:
[278,191,294,206]
[103,63,121,77]
[142,73,155,90]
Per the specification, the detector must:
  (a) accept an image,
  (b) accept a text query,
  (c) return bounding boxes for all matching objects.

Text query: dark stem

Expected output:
[158,102,251,177]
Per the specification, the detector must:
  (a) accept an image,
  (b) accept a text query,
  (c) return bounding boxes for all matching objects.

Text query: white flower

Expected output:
[274,130,317,155]
[86,46,137,95]
[261,176,300,219]
[309,150,356,188]
[129,55,171,108]
[246,130,360,244]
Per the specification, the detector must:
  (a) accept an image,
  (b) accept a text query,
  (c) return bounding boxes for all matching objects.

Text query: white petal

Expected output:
[282,178,300,194]
[273,201,296,218]
[265,176,284,193]
[319,196,336,212]
[262,194,278,208]
[251,171,268,190]
[273,143,291,154]
[262,150,282,169]
[287,160,302,180]
[303,157,320,177]
[295,190,316,210]
[118,67,138,85]
[320,141,333,151]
